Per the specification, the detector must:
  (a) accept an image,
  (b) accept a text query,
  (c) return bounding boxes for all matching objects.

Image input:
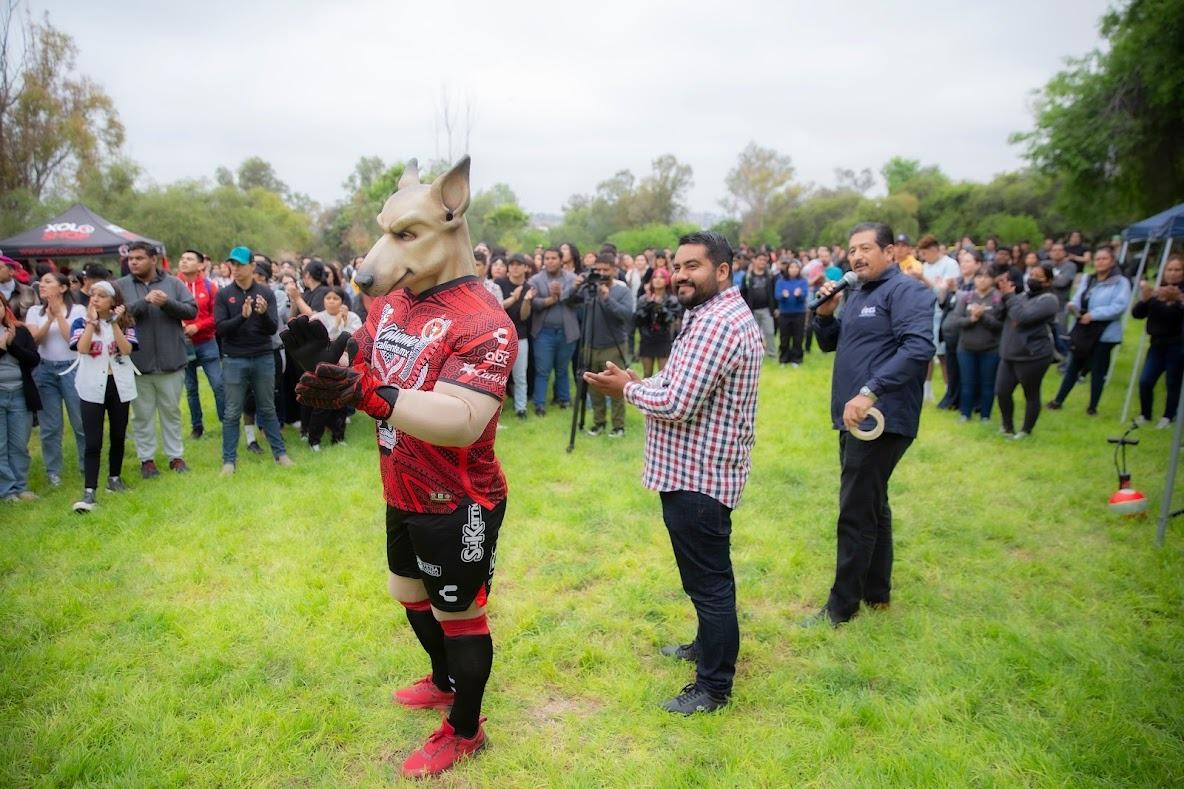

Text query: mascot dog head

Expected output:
[353,156,476,297]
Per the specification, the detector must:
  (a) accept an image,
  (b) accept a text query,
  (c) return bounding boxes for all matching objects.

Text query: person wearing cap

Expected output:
[0,257,39,321]
[115,241,198,477]
[214,246,292,474]
[76,263,112,308]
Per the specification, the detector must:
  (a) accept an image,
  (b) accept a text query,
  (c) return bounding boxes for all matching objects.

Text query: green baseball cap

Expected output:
[226,246,252,265]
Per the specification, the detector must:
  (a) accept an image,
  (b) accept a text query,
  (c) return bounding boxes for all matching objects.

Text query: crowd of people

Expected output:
[0,228,1180,510]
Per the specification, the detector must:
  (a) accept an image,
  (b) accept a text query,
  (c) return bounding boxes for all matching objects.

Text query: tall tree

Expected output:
[723,142,795,236]
[1014,0,1184,226]
[0,4,124,234]
[633,154,693,225]
[236,156,288,198]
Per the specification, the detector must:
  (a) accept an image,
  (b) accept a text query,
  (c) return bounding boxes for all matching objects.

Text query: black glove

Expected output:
[296,363,397,420]
[281,315,355,372]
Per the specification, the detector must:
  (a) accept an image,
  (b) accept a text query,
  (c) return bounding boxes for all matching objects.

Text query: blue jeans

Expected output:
[1140,342,1184,421]
[185,339,225,430]
[511,338,529,413]
[0,388,33,497]
[222,354,286,463]
[33,358,85,478]
[957,349,1000,419]
[532,326,576,408]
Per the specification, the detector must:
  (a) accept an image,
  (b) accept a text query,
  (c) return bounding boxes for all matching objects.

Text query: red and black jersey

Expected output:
[353,276,517,514]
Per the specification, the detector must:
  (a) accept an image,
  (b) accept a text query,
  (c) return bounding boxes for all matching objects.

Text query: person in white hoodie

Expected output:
[69,281,138,513]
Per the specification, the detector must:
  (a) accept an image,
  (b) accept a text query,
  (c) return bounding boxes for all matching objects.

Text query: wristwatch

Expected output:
[859,385,878,402]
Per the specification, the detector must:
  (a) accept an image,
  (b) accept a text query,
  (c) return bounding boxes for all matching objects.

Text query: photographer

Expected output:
[579,253,633,437]
[634,267,682,377]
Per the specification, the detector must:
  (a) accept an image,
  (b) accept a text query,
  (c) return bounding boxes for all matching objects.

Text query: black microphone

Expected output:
[808,271,859,311]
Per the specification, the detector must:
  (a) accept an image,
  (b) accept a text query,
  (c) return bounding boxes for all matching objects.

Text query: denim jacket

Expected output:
[1070,273,1132,344]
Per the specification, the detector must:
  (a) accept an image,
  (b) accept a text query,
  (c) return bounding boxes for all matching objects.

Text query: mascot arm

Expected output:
[384,381,500,448]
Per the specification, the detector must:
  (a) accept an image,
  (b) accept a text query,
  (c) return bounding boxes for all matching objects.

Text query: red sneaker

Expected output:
[401,718,486,778]
[391,676,454,711]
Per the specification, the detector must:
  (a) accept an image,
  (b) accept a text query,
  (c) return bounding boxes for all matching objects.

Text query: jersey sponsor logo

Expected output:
[416,557,442,577]
[429,491,454,503]
[461,504,485,563]
[374,305,445,385]
[458,363,507,386]
[440,585,459,603]
[377,422,397,453]
[860,306,877,317]
[484,347,512,367]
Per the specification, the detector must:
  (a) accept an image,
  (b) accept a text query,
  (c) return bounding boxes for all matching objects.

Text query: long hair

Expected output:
[90,282,134,331]
[0,290,18,328]
[42,272,75,311]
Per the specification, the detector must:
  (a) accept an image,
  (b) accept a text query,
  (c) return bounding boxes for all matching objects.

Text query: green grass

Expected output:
[2,337,1183,787]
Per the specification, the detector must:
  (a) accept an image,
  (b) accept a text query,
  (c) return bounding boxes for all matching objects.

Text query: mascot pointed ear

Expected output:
[397,158,420,191]
[431,156,471,221]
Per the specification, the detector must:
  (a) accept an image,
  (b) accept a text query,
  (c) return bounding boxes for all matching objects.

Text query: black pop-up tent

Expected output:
[0,203,165,259]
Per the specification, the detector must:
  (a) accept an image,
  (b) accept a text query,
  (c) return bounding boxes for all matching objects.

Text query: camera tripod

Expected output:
[567,279,629,453]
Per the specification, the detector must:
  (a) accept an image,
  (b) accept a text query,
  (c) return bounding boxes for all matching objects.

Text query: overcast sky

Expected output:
[41,0,1110,216]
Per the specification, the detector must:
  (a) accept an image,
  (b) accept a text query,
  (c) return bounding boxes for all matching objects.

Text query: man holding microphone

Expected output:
[808,222,935,626]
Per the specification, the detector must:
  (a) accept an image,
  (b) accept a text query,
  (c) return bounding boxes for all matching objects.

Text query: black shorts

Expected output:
[386,497,506,613]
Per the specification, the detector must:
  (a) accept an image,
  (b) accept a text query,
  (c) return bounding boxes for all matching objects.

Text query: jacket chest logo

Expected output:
[859,306,877,317]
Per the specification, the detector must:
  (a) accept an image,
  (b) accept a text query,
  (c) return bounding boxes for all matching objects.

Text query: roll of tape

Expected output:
[850,406,885,441]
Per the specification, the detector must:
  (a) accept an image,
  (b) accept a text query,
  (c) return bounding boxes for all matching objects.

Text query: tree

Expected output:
[0,4,124,235]
[881,157,922,194]
[1014,0,1184,227]
[723,142,795,236]
[632,154,693,225]
[834,167,875,195]
[236,156,288,198]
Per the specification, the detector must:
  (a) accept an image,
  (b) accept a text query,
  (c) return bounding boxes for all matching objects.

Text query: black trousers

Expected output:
[307,407,346,445]
[80,375,130,490]
[827,431,913,622]
[660,490,737,699]
[778,312,805,364]
[996,358,1051,434]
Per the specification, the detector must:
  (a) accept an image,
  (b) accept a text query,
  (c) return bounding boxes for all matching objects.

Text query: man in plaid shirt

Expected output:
[585,230,763,715]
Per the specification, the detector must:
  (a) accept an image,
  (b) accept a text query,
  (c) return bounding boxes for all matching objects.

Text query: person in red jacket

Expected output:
[177,249,224,438]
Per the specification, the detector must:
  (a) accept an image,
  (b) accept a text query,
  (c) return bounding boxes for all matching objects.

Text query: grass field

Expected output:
[2,337,1183,787]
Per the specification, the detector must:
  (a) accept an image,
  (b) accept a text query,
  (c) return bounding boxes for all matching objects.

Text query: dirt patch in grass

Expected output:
[526,692,603,726]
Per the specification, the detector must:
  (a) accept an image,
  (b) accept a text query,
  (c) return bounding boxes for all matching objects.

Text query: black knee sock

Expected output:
[404,608,451,692]
[444,634,493,738]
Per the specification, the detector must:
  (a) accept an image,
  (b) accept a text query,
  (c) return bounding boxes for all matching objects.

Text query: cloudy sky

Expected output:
[42,0,1109,215]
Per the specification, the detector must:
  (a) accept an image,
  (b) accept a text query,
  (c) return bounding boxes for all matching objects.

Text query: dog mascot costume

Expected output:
[282,157,516,779]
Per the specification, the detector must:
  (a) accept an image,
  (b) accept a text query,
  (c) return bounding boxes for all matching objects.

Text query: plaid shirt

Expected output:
[623,286,763,508]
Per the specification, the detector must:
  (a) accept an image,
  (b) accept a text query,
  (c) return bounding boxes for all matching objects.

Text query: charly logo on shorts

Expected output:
[417,557,442,577]
[461,504,485,563]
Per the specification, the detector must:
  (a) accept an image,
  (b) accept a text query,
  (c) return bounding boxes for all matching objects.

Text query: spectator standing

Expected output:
[1047,247,1132,415]
[0,291,41,502]
[177,249,224,439]
[0,257,38,320]
[528,248,579,416]
[1048,242,1078,360]
[950,265,1003,422]
[25,273,86,486]
[214,246,292,474]
[1132,254,1184,428]
[496,254,534,418]
[308,287,362,449]
[775,259,808,365]
[69,282,137,512]
[917,235,961,410]
[741,252,776,357]
[634,267,682,377]
[116,241,197,477]
[995,264,1058,438]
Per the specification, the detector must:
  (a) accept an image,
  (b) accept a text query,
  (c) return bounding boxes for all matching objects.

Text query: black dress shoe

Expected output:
[190,426,204,439]
[659,642,699,662]
[247,441,264,455]
[661,683,727,715]
[799,607,844,628]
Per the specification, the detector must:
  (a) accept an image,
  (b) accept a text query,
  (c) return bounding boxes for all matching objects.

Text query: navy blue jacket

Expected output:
[813,265,935,437]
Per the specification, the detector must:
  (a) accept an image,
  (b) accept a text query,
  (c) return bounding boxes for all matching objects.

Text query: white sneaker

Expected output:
[1012,431,1029,440]
[1134,415,1149,427]
[311,444,321,452]
[220,463,236,476]
[1157,417,1172,430]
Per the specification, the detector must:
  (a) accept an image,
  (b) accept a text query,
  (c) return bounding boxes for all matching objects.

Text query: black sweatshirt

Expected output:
[214,281,279,357]
[1131,293,1184,347]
